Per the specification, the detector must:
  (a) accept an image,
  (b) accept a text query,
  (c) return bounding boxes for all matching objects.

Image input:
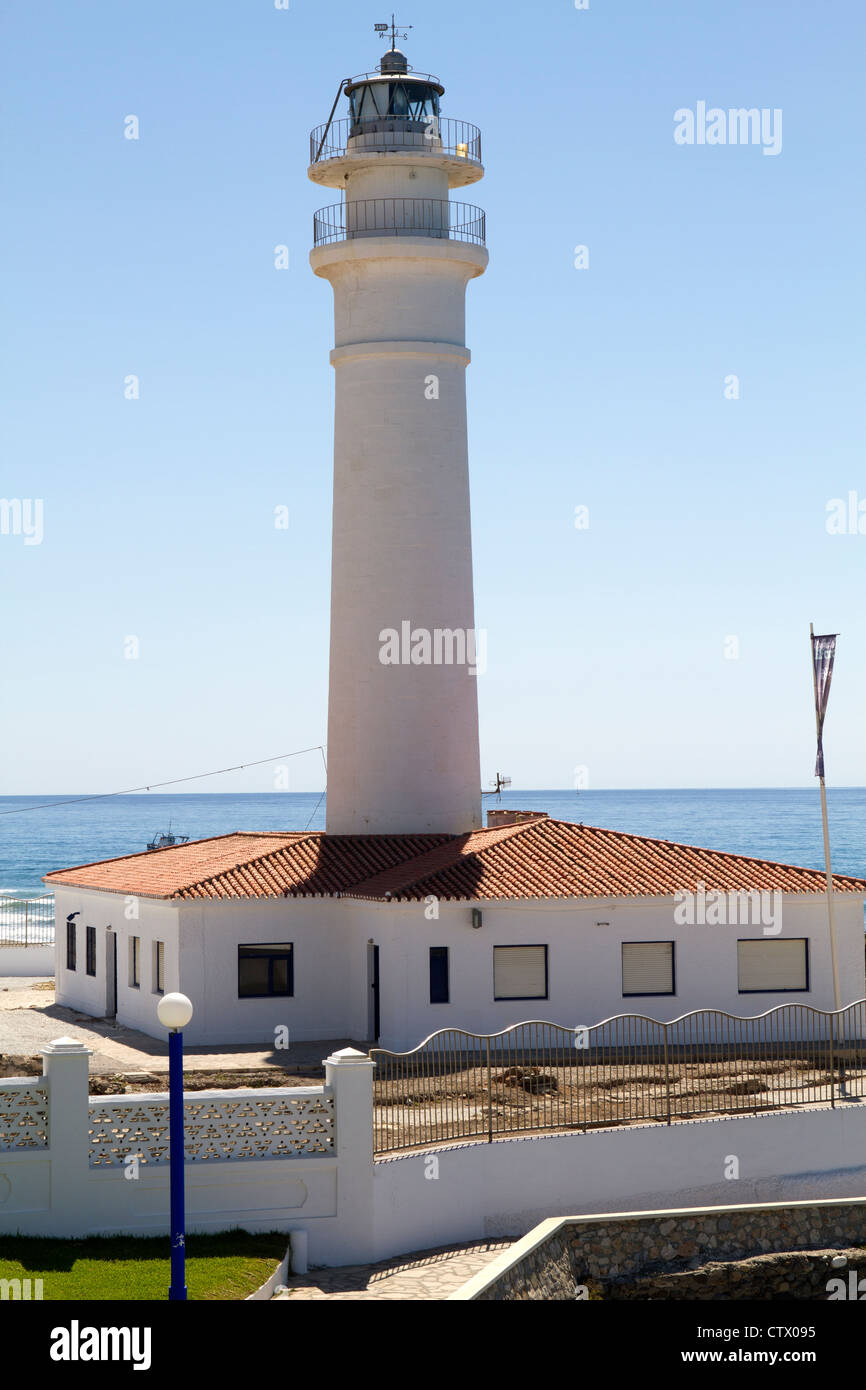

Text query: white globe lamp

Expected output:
[157,992,194,1031]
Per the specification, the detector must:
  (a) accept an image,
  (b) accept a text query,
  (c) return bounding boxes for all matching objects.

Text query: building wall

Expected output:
[54,891,366,1045]
[175,898,360,1046]
[355,893,866,1051]
[54,888,865,1049]
[54,887,180,1034]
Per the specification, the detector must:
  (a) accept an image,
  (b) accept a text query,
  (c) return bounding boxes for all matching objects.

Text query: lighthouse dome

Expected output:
[380,47,408,74]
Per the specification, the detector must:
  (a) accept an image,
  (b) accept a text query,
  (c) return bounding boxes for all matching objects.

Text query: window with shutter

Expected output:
[154,940,165,995]
[622,941,675,997]
[85,926,96,976]
[493,945,548,1000]
[129,936,141,988]
[737,938,808,993]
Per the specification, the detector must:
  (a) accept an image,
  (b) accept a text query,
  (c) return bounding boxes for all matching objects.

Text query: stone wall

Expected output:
[608,1248,862,1300]
[466,1199,866,1300]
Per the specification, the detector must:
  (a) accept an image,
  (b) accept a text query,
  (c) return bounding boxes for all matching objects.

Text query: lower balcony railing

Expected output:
[313,198,486,247]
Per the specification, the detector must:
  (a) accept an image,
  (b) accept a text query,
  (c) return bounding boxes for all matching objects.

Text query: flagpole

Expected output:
[810,623,841,1012]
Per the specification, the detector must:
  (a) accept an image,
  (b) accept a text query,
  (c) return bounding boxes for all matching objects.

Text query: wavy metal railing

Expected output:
[370,1002,866,1154]
[0,894,54,945]
[313,198,486,247]
[310,116,482,165]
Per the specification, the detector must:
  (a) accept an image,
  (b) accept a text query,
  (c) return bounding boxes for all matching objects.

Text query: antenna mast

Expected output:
[482,773,512,800]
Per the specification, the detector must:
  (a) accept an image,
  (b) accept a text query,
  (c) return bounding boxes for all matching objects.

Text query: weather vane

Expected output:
[374,15,412,49]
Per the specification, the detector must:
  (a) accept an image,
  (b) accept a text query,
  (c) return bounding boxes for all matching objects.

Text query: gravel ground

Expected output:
[0,977,353,1080]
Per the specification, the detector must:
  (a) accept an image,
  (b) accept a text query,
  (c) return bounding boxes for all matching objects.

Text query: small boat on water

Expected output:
[146,822,190,851]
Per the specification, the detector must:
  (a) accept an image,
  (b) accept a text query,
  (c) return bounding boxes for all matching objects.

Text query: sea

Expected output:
[1,787,865,899]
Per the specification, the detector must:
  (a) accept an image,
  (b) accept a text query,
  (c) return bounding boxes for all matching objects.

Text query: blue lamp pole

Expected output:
[157,992,194,1301]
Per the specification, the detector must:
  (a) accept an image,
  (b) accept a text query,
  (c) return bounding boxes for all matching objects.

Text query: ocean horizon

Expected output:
[2,787,865,897]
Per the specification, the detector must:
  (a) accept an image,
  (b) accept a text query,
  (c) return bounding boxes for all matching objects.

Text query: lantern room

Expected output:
[346,47,443,136]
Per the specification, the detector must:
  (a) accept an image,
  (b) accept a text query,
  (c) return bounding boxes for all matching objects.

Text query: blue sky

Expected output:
[2,0,864,794]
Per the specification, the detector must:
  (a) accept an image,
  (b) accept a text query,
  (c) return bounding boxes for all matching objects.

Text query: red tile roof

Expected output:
[43,830,450,901]
[43,819,866,902]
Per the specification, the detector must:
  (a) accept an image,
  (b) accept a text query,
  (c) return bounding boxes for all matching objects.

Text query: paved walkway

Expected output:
[0,978,356,1075]
[273,1239,512,1300]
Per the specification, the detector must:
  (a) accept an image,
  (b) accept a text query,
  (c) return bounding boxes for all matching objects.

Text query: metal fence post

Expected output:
[486,1036,493,1143]
[663,1024,671,1125]
[829,1009,836,1108]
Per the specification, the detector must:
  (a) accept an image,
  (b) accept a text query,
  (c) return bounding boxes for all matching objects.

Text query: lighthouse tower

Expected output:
[309,33,487,835]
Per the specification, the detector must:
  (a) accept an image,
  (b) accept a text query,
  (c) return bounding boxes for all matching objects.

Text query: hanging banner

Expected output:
[812,633,837,779]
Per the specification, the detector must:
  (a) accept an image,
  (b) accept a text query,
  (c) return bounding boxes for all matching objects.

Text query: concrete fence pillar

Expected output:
[324,1046,376,1263]
[41,1036,92,1236]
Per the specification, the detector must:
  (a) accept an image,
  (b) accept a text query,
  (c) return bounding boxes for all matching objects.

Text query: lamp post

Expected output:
[157,991,194,1301]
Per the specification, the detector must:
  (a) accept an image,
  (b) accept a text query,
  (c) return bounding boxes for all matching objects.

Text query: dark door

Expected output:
[106,930,117,1018]
[368,943,380,1041]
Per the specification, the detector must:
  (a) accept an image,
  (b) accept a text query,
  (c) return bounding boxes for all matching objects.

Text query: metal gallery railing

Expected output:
[0,894,55,946]
[313,198,486,247]
[310,116,482,165]
[370,1002,866,1155]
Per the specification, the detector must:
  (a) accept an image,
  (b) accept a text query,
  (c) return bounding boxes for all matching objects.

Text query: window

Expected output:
[429,947,449,1004]
[493,945,548,1001]
[238,944,294,998]
[738,938,809,993]
[66,919,77,971]
[622,941,675,997]
[129,936,140,988]
[154,941,165,995]
[85,926,96,976]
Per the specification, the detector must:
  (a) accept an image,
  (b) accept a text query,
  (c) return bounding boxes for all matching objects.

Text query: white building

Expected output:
[46,812,866,1048]
[46,38,866,1049]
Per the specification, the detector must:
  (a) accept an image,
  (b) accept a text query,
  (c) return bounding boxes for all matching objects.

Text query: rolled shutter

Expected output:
[493,946,548,999]
[737,939,807,992]
[622,941,674,996]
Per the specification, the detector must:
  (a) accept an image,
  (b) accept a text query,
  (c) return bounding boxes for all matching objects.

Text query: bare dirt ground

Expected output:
[371,1057,866,1151]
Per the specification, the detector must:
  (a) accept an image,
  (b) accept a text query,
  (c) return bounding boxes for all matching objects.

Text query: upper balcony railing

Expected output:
[310,116,482,166]
[313,198,486,248]
[345,69,444,87]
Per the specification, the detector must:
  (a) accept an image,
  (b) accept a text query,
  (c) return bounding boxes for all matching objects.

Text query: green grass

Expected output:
[0,1229,287,1300]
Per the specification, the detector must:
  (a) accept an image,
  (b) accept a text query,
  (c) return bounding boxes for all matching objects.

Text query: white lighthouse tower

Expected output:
[309,26,487,835]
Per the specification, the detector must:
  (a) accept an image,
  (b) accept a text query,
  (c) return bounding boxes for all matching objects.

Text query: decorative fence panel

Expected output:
[88,1087,335,1166]
[0,894,54,945]
[0,1082,49,1150]
[370,1001,866,1155]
